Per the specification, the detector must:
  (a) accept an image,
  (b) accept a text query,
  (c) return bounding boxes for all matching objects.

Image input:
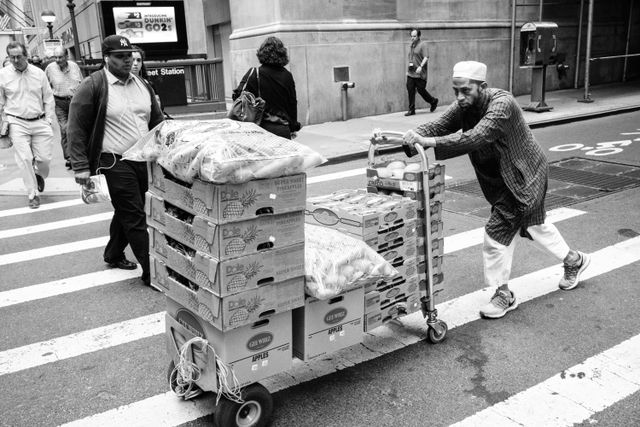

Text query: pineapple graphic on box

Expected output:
[223,189,259,219]
[192,196,208,215]
[182,191,194,209]
[228,294,264,327]
[227,261,263,293]
[225,224,259,256]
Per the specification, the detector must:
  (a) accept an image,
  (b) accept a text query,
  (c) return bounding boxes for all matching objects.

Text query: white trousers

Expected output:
[483,222,570,287]
[8,118,53,198]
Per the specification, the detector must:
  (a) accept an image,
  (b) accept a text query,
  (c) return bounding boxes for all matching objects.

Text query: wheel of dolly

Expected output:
[214,382,273,427]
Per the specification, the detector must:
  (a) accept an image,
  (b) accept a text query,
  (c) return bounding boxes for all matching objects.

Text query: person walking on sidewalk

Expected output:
[45,46,83,170]
[68,35,163,287]
[405,29,438,116]
[402,60,590,319]
[0,41,55,209]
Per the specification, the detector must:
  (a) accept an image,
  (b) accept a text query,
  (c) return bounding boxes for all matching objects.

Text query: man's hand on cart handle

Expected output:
[402,130,436,157]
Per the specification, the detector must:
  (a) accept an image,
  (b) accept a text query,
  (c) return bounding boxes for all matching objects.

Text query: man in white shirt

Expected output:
[0,41,55,208]
[45,46,83,169]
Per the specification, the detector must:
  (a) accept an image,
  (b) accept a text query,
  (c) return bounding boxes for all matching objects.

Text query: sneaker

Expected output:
[404,110,415,116]
[28,195,40,209]
[35,174,45,192]
[479,289,518,318]
[430,98,439,112]
[559,251,591,290]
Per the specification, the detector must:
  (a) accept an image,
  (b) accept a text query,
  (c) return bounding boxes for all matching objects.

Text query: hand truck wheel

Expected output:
[427,320,448,344]
[214,382,273,427]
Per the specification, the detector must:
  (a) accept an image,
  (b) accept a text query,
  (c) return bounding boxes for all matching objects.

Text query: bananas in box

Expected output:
[366,160,445,193]
[305,189,418,239]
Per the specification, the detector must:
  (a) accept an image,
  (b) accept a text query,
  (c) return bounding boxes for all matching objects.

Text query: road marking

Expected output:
[0,199,83,218]
[0,207,584,267]
[451,333,640,427]
[0,212,112,239]
[42,236,640,426]
[0,236,109,267]
[0,268,140,309]
[0,313,164,376]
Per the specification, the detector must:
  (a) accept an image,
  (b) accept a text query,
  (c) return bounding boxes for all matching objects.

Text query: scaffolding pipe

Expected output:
[622,0,634,82]
[539,0,544,20]
[579,0,594,102]
[509,0,517,92]
[574,0,585,88]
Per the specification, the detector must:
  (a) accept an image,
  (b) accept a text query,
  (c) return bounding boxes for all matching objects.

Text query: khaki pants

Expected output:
[483,222,571,287]
[8,117,53,198]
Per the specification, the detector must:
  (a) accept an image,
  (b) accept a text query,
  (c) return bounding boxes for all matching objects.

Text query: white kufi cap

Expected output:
[452,61,487,81]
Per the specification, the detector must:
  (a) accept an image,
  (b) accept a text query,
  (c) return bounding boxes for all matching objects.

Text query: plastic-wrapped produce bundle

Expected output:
[123,119,325,184]
[304,224,398,300]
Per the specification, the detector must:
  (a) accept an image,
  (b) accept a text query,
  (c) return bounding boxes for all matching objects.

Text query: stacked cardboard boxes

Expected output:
[304,189,421,332]
[366,160,447,302]
[147,162,307,390]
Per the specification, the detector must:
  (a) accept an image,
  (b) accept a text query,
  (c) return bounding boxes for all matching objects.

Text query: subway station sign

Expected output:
[147,66,187,107]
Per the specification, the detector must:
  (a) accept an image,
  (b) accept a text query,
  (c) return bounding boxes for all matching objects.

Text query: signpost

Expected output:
[43,38,62,57]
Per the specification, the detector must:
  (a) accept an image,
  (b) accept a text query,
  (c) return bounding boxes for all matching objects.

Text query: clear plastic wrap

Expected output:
[122,119,325,184]
[304,224,398,300]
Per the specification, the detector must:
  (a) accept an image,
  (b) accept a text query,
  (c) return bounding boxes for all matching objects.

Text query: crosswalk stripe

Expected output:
[0,212,112,239]
[0,207,585,268]
[0,268,140,309]
[0,313,164,376]
[451,333,640,426]
[0,199,83,218]
[0,236,108,267]
[0,208,585,308]
[44,236,640,425]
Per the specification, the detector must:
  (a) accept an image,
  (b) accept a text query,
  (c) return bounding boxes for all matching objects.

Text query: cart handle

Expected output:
[368,129,429,170]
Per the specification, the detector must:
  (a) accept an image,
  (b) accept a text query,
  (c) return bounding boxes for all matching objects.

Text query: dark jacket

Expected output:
[67,69,164,174]
[233,64,301,133]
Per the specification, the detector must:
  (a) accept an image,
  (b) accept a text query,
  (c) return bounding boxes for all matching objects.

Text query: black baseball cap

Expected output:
[102,35,136,54]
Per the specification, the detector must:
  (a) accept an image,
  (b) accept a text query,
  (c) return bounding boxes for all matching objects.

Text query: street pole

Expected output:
[578,0,594,103]
[67,0,83,67]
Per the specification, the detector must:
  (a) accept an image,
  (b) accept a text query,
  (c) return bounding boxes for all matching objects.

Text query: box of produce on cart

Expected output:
[292,286,364,361]
[152,256,304,331]
[376,233,418,264]
[149,227,304,297]
[365,257,419,293]
[366,161,445,192]
[364,291,422,331]
[362,220,417,252]
[146,192,304,260]
[364,275,420,314]
[165,300,292,389]
[305,190,417,238]
[367,184,445,205]
[148,162,307,224]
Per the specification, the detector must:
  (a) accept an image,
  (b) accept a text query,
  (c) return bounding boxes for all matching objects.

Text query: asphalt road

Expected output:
[0,111,639,427]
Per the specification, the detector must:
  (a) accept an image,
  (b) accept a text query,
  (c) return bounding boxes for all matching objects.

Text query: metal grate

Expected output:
[445,158,640,218]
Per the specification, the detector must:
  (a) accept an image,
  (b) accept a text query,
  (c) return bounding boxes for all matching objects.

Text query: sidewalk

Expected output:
[1,80,639,197]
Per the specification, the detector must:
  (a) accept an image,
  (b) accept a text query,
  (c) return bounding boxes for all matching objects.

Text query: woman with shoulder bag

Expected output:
[232,37,301,139]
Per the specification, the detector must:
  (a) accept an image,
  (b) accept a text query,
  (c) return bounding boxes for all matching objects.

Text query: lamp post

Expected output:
[40,10,56,39]
[67,0,83,66]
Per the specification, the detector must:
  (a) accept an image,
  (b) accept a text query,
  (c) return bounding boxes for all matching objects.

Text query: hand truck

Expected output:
[369,130,448,343]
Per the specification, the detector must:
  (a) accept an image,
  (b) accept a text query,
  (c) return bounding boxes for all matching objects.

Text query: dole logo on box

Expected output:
[324,308,347,325]
[247,332,273,352]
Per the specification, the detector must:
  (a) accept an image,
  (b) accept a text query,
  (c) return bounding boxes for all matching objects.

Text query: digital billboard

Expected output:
[100,1,188,59]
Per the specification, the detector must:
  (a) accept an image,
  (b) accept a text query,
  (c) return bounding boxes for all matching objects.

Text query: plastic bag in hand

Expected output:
[304,224,398,300]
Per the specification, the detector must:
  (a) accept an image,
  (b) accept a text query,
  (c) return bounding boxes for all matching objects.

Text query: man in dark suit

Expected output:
[402,61,590,319]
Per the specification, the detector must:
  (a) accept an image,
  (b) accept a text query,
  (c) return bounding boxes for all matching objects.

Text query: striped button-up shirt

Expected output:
[417,88,548,245]
[0,64,55,122]
[45,60,83,98]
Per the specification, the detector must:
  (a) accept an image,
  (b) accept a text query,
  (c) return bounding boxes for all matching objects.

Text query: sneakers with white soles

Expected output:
[480,289,518,319]
[559,251,591,291]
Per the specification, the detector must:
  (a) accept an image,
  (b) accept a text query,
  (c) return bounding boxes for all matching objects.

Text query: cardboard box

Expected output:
[165,302,292,390]
[148,162,307,223]
[377,233,418,264]
[146,192,304,260]
[365,162,445,192]
[362,220,417,252]
[152,256,304,331]
[292,286,364,361]
[364,292,422,331]
[305,190,418,239]
[368,185,445,208]
[365,257,419,293]
[364,275,420,314]
[149,226,304,297]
